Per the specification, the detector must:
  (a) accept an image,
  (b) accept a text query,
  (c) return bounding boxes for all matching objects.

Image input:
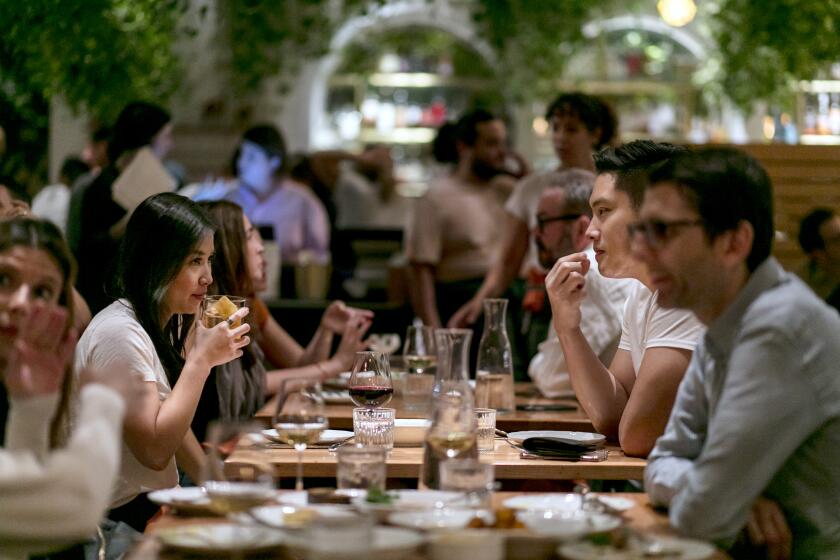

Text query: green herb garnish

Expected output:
[365,487,395,504]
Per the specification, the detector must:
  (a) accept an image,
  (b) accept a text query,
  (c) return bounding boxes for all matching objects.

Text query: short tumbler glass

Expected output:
[474,408,497,453]
[336,444,387,492]
[439,459,495,509]
[352,407,395,449]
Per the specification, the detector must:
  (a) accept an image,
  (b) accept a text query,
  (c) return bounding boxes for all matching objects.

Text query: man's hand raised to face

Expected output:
[545,252,591,333]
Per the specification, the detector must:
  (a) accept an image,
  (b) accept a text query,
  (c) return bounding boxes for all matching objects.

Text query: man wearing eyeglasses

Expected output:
[527,169,634,398]
[640,148,840,559]
[545,140,704,458]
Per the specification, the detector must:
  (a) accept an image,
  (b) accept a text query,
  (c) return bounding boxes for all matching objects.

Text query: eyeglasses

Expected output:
[627,219,704,249]
[536,213,582,231]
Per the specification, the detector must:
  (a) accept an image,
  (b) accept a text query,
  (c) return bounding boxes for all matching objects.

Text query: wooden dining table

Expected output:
[254,382,597,433]
[129,492,728,559]
[225,439,646,482]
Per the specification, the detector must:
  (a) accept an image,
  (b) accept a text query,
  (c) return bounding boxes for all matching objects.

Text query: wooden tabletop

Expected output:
[130,492,727,559]
[255,382,597,433]
[225,439,646,482]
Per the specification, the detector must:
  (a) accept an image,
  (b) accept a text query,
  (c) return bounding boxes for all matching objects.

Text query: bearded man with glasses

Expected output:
[545,140,704,458]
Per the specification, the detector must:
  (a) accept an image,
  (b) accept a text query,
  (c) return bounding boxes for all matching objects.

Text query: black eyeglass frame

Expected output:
[536,213,583,231]
[627,218,705,248]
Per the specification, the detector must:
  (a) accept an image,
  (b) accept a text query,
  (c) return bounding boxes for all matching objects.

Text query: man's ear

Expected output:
[268,156,282,174]
[573,215,592,251]
[719,220,754,266]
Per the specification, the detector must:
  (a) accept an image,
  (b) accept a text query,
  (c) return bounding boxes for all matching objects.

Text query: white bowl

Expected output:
[388,508,480,530]
[502,493,582,512]
[428,530,504,560]
[517,510,621,540]
[394,419,431,445]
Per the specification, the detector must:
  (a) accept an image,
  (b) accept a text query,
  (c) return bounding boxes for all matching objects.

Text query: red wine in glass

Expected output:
[349,386,394,408]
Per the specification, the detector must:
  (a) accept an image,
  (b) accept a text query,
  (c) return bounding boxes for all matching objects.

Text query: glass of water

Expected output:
[439,459,495,509]
[402,325,437,412]
[474,408,496,453]
[336,444,387,492]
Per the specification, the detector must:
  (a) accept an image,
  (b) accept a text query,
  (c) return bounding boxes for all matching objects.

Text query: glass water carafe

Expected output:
[475,298,515,413]
[420,328,478,489]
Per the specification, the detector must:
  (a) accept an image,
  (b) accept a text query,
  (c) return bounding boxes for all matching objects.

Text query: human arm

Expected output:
[298,301,374,366]
[408,263,442,328]
[0,384,125,548]
[448,212,529,327]
[114,309,250,470]
[618,346,692,457]
[264,314,370,395]
[653,326,820,544]
[259,313,306,368]
[546,253,635,438]
[175,429,207,484]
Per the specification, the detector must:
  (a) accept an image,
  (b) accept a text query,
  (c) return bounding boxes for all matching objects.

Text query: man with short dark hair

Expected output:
[406,109,513,327]
[797,207,840,309]
[545,140,703,457]
[640,148,840,558]
[528,169,633,397]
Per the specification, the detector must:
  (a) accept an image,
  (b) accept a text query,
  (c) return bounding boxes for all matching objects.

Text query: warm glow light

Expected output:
[657,0,697,27]
[532,116,549,136]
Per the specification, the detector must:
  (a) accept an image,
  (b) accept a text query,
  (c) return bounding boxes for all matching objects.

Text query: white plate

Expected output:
[277,490,309,506]
[559,536,716,560]
[148,486,213,514]
[597,496,636,512]
[287,527,423,560]
[262,428,353,444]
[155,523,285,554]
[322,389,353,404]
[503,493,583,512]
[517,510,622,540]
[352,490,463,513]
[245,504,354,529]
[388,508,481,530]
[507,430,606,446]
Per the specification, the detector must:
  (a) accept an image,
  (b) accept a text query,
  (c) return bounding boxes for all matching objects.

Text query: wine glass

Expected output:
[272,379,328,491]
[426,392,477,459]
[201,420,276,515]
[348,351,393,409]
[403,325,437,374]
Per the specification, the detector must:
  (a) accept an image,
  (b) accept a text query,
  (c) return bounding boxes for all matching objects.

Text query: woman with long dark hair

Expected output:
[192,200,370,438]
[0,217,134,558]
[75,193,249,532]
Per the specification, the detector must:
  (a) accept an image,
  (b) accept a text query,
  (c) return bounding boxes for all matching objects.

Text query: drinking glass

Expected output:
[402,325,437,412]
[273,379,328,491]
[201,420,276,515]
[336,444,387,492]
[201,295,246,329]
[439,459,495,509]
[352,407,395,449]
[426,392,477,459]
[348,351,393,409]
[474,408,497,453]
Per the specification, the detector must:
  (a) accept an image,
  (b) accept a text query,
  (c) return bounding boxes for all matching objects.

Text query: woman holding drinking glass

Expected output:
[192,200,370,440]
[75,193,250,533]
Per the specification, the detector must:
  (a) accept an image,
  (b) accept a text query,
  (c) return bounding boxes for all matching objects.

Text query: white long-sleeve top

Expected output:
[0,384,125,559]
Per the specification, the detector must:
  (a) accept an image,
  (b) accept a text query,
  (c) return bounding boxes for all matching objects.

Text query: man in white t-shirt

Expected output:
[545,141,704,457]
[526,169,634,397]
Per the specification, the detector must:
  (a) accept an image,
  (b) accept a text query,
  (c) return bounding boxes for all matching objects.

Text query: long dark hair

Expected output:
[0,217,76,447]
[197,200,258,370]
[111,193,214,384]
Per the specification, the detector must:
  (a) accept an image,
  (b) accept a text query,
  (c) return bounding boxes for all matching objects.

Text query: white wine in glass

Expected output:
[273,379,328,491]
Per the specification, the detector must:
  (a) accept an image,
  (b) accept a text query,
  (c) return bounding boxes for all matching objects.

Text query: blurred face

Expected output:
[237,141,281,196]
[469,120,507,180]
[151,122,174,160]
[817,216,840,277]
[244,215,267,292]
[632,182,719,313]
[0,246,64,361]
[534,190,586,269]
[586,174,639,278]
[551,113,601,168]
[162,234,213,320]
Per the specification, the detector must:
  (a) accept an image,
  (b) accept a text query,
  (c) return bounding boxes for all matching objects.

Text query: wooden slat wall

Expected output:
[696,144,840,272]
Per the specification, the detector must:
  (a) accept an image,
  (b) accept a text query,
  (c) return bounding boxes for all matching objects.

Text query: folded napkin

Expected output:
[521,437,603,460]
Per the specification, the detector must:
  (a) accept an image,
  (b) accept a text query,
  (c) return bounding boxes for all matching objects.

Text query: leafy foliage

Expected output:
[713,0,840,109]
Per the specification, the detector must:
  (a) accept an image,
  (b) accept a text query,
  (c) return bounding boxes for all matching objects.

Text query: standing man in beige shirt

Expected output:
[406,109,513,328]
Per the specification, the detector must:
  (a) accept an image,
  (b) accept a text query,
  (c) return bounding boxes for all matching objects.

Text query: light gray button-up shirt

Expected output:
[645,257,840,558]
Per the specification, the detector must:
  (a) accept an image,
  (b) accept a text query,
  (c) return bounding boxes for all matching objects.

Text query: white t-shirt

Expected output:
[528,247,637,397]
[504,171,558,272]
[74,299,178,508]
[618,283,705,374]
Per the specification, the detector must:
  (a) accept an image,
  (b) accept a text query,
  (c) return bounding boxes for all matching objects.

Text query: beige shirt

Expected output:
[405,177,509,283]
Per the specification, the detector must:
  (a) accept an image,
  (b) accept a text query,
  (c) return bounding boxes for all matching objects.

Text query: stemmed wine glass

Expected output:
[272,378,328,491]
[403,325,437,375]
[202,420,275,515]
[348,351,393,409]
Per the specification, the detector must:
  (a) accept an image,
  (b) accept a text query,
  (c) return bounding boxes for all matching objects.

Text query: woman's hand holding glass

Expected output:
[4,301,75,398]
[189,306,251,369]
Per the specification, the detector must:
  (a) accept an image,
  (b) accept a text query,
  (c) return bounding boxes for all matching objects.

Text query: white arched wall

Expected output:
[277,0,496,151]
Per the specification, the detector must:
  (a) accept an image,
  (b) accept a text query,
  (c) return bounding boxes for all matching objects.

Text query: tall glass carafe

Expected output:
[475,299,515,413]
[420,328,477,489]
